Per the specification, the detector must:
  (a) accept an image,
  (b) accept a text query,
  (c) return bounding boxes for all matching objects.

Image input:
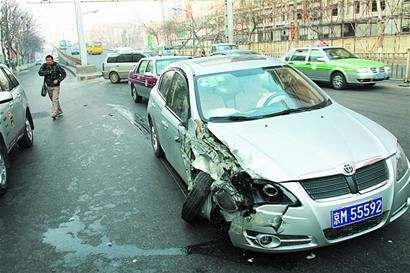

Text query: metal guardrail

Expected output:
[54,47,81,66]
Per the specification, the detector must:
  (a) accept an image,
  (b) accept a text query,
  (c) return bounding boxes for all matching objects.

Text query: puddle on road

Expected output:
[42,215,187,266]
[106,104,150,136]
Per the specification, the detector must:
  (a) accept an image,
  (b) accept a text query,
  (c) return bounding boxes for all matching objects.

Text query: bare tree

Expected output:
[0,0,43,68]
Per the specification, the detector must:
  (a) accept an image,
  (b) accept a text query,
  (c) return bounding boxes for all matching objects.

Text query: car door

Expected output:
[0,69,17,146]
[3,68,24,131]
[307,49,331,81]
[117,53,134,78]
[160,71,190,181]
[134,60,148,97]
[288,49,311,76]
[142,60,158,99]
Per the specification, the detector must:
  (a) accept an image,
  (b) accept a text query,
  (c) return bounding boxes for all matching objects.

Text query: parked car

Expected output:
[0,64,34,195]
[210,43,238,55]
[282,47,391,89]
[102,52,148,83]
[71,47,80,55]
[128,56,190,102]
[210,49,258,56]
[147,55,409,253]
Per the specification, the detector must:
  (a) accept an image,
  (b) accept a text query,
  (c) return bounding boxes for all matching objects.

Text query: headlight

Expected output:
[356,68,372,73]
[396,143,409,181]
[252,180,300,206]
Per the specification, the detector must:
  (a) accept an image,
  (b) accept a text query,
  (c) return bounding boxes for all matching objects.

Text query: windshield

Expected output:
[324,48,357,60]
[155,58,189,75]
[195,66,330,122]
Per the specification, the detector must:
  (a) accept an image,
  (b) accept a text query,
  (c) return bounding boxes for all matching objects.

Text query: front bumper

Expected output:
[228,157,410,253]
[346,70,391,84]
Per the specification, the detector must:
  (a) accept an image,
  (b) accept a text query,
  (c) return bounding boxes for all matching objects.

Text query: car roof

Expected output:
[140,56,191,62]
[172,55,284,76]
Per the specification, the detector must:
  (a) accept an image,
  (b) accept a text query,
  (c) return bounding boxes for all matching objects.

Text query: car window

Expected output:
[3,67,19,88]
[133,54,144,63]
[107,56,118,63]
[166,72,189,121]
[145,61,154,74]
[290,49,308,61]
[309,50,325,62]
[117,54,133,63]
[211,46,216,53]
[284,51,293,61]
[137,60,148,74]
[158,71,175,98]
[0,69,11,91]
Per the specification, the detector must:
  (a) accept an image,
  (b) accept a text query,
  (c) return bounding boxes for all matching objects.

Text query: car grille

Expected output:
[379,67,385,73]
[370,67,377,73]
[300,175,350,200]
[300,160,389,200]
[355,160,388,191]
[323,212,385,240]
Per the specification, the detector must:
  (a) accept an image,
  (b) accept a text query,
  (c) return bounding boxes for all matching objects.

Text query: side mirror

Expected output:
[0,92,13,104]
[316,57,326,62]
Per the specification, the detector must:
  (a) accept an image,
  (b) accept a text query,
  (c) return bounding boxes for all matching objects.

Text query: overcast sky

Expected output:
[19,0,180,47]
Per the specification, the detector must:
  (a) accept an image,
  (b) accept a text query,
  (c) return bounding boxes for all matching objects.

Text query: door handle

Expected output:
[161,120,169,130]
[306,63,311,65]
[173,136,181,142]
[288,62,294,65]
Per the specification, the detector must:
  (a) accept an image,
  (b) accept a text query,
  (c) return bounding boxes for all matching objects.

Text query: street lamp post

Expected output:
[74,0,87,66]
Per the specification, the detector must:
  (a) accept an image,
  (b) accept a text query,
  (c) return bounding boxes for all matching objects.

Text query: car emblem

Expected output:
[343,163,355,175]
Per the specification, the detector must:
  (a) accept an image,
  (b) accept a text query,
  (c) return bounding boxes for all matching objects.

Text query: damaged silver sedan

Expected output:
[146,55,410,253]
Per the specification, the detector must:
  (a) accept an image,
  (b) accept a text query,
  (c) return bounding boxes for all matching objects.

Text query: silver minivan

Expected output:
[102,51,148,83]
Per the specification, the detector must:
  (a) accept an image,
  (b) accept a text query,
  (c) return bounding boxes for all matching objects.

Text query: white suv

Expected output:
[0,64,34,195]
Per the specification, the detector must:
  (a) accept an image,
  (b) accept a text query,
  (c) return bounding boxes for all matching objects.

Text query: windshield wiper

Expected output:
[208,114,257,122]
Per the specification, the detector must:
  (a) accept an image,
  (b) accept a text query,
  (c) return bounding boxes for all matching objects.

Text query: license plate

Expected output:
[331,197,383,229]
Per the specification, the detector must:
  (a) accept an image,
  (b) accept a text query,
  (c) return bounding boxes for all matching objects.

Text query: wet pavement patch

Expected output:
[32,111,51,119]
[106,104,150,136]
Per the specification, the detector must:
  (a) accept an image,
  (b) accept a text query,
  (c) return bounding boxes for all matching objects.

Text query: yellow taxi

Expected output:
[87,42,103,55]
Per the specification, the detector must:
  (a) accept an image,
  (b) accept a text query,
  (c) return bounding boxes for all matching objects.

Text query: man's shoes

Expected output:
[57,112,63,117]
[51,115,56,120]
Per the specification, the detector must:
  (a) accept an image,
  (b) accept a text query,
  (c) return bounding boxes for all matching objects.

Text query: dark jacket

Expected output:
[38,62,66,87]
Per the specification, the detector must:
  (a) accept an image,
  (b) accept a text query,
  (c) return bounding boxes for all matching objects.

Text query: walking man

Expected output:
[38,55,66,119]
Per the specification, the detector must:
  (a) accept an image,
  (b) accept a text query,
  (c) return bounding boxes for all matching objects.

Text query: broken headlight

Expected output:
[252,180,300,206]
[396,143,409,182]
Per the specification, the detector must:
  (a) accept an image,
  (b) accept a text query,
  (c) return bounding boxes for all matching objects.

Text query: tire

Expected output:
[181,172,213,224]
[18,117,34,149]
[131,84,142,103]
[149,120,164,158]
[0,143,9,196]
[331,72,347,90]
[109,72,120,84]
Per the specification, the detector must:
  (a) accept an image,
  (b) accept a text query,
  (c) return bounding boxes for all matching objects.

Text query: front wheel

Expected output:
[331,72,347,90]
[0,144,9,196]
[131,85,142,103]
[18,117,33,148]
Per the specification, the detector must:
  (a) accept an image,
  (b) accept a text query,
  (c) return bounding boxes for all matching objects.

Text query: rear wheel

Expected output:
[18,117,33,148]
[0,143,9,196]
[150,120,164,158]
[181,172,213,224]
[109,72,120,84]
[331,72,347,90]
[131,84,142,103]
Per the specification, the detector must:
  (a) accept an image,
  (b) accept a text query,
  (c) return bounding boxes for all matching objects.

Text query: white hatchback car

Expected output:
[0,65,34,195]
[146,55,409,253]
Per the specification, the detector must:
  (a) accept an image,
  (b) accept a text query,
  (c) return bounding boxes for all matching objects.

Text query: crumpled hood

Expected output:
[207,104,396,182]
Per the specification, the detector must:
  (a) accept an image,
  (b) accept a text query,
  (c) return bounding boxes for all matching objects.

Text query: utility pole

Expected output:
[224,0,233,44]
[74,0,87,66]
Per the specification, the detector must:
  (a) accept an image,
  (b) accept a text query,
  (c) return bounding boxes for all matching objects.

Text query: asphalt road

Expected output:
[0,68,408,273]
